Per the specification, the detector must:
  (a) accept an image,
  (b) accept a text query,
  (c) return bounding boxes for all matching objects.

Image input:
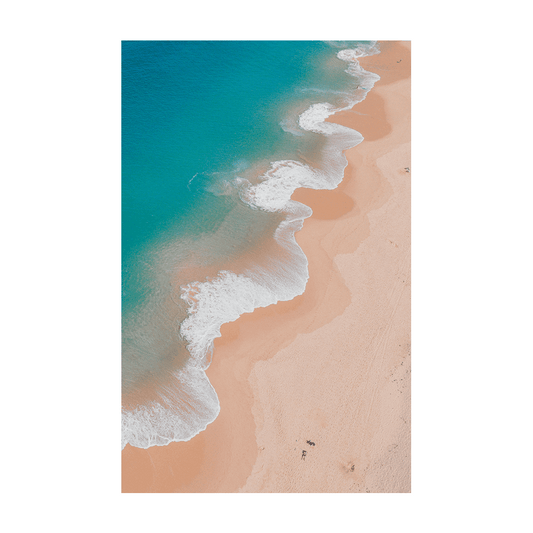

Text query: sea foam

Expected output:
[122,42,381,450]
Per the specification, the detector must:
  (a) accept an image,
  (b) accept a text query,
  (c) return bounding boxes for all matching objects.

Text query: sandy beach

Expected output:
[122,40,411,493]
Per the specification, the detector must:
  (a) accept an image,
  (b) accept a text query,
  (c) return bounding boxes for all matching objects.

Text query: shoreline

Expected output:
[122,41,411,492]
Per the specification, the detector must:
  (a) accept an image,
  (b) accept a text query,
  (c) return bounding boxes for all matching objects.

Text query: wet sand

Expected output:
[122,40,411,492]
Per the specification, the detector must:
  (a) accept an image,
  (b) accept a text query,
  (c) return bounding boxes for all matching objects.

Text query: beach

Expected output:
[122,40,411,493]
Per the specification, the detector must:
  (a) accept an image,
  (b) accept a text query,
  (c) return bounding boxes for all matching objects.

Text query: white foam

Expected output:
[122,42,381,450]
[121,365,219,449]
[180,271,278,363]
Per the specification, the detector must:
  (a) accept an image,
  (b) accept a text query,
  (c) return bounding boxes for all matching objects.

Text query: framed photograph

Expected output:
[101,19,431,514]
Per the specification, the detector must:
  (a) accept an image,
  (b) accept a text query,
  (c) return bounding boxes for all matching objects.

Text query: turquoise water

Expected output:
[122,41,366,307]
[122,40,378,448]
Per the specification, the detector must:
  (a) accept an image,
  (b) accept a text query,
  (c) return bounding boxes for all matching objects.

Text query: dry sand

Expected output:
[122,40,411,493]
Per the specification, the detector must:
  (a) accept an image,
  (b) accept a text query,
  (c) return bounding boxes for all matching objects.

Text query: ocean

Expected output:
[122,40,380,449]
